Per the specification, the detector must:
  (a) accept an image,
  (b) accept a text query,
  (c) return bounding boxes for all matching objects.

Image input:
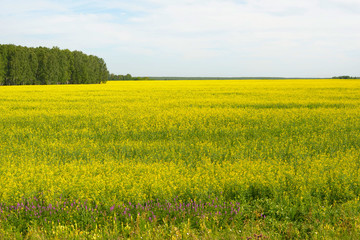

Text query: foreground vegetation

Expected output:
[0,80,360,239]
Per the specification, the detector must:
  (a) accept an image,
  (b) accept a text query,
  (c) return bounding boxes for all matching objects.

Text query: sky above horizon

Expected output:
[1,0,360,77]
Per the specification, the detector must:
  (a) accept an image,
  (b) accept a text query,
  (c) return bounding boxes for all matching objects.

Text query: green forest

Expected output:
[0,44,109,85]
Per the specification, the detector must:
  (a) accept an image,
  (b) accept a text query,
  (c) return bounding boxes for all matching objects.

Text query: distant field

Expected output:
[1,80,360,239]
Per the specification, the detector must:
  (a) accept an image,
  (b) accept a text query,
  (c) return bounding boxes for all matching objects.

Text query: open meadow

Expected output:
[1,79,360,239]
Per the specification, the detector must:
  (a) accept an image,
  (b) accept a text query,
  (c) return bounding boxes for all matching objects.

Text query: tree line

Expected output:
[108,73,149,81]
[332,76,359,79]
[0,44,109,85]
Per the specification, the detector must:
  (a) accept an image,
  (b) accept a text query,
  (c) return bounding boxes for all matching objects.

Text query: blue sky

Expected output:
[1,0,360,77]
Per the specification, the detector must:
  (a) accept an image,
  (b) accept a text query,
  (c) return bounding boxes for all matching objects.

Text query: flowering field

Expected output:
[1,80,360,239]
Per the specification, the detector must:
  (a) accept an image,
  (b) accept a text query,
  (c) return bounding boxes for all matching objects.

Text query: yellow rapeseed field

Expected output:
[1,80,360,238]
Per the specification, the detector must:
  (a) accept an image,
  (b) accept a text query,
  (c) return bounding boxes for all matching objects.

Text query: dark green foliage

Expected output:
[109,73,132,80]
[0,44,109,85]
[332,76,359,79]
[109,73,150,81]
[0,49,6,85]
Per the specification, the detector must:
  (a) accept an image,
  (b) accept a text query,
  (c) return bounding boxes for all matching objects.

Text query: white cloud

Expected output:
[0,0,359,77]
